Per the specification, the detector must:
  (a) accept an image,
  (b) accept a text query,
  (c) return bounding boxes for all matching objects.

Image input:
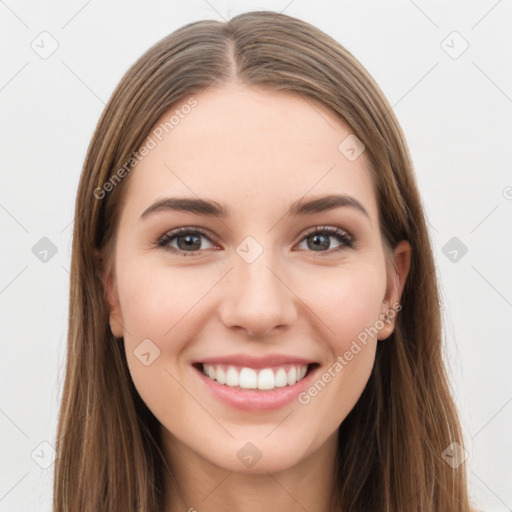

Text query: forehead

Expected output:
[121,83,378,224]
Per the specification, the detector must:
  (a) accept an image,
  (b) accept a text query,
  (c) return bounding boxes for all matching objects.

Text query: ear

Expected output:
[377,240,411,340]
[95,249,124,338]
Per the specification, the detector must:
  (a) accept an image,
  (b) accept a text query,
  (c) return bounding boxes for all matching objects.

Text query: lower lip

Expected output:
[193,364,320,411]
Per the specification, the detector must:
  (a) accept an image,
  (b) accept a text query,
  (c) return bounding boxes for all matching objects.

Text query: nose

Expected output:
[218,250,298,338]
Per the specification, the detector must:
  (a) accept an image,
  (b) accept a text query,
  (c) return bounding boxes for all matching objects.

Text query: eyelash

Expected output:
[156,225,355,257]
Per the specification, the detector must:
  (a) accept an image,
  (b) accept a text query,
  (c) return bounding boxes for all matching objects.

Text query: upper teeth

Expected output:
[202,364,308,390]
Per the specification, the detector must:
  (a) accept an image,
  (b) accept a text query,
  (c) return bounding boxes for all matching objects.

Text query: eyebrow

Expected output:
[140,194,370,221]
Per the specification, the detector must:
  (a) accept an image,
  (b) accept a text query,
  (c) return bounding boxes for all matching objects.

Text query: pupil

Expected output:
[309,234,329,251]
[178,234,200,250]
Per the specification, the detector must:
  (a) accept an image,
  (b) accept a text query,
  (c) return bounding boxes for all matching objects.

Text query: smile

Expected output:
[199,363,309,390]
[191,354,320,411]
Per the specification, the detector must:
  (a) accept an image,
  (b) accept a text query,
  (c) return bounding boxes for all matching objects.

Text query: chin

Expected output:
[196,432,322,475]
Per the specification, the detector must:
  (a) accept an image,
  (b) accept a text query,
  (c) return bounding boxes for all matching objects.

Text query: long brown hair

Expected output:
[54,10,473,511]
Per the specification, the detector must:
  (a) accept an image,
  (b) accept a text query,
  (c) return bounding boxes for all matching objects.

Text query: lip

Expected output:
[192,361,321,412]
[193,353,316,369]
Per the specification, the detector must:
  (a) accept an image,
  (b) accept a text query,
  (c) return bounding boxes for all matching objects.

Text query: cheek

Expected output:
[294,269,383,429]
[116,259,211,340]
[295,263,384,407]
[116,262,205,423]
[300,261,386,345]
[115,260,220,410]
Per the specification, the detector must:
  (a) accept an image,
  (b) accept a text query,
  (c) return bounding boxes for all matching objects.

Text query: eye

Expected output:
[296,226,354,253]
[156,227,217,256]
[156,225,354,257]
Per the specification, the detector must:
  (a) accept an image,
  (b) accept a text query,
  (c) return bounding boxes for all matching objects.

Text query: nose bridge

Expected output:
[218,240,297,336]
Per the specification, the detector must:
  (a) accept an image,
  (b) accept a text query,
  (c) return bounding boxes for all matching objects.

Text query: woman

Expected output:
[53,10,474,511]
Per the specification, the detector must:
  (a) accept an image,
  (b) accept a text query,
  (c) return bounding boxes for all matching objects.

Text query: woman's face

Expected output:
[104,82,410,475]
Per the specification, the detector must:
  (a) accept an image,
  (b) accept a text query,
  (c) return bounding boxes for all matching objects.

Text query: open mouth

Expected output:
[192,362,320,391]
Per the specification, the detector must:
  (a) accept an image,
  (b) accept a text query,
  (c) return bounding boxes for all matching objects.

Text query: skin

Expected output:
[104,81,411,512]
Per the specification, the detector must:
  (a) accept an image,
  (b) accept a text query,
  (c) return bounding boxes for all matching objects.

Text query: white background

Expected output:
[1,1,511,510]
